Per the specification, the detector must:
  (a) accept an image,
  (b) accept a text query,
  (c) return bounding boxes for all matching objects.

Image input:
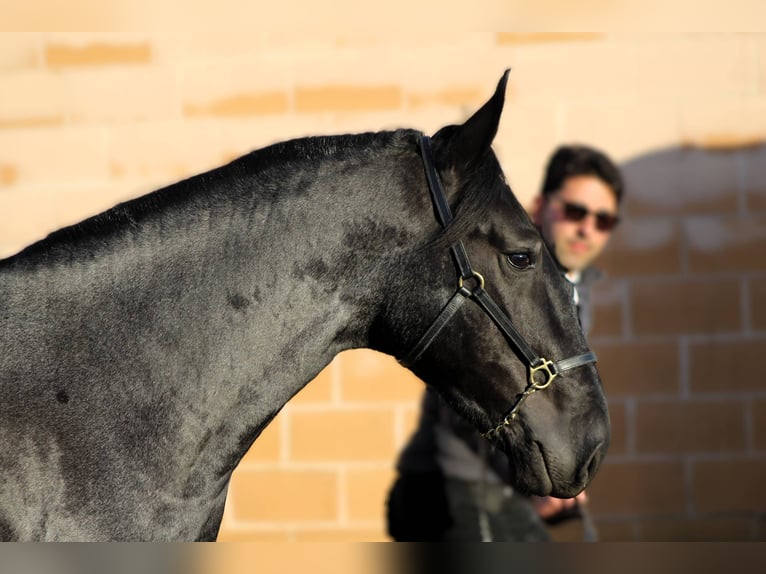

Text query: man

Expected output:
[387,144,624,541]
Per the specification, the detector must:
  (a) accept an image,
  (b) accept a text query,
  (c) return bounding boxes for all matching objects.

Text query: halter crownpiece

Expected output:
[400,135,598,438]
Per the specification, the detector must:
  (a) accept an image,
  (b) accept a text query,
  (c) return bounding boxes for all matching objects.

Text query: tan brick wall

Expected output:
[586,139,766,539]
[2,27,766,542]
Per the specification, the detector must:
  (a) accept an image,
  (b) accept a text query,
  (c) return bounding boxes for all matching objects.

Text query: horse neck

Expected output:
[139,145,423,490]
[21,140,420,486]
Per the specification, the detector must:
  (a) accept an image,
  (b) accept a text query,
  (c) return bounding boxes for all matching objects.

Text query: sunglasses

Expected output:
[554,199,620,232]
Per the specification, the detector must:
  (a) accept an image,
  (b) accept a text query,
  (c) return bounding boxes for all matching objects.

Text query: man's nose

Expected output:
[575,217,594,236]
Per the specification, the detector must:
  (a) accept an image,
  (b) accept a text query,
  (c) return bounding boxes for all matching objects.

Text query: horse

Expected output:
[0,71,609,541]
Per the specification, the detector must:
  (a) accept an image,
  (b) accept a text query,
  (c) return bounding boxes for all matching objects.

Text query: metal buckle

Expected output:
[529,358,558,389]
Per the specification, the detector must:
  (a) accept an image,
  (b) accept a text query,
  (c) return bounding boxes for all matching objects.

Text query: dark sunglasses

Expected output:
[555,199,620,232]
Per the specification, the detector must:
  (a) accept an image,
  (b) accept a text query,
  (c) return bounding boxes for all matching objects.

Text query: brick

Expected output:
[44,42,152,68]
[631,37,756,99]
[0,116,63,131]
[0,244,18,262]
[587,461,686,516]
[0,34,42,71]
[204,537,371,571]
[752,399,766,450]
[547,519,588,542]
[496,33,603,45]
[180,57,293,117]
[289,409,396,461]
[751,277,766,330]
[43,184,141,229]
[338,349,423,403]
[108,120,223,182]
[0,126,109,186]
[291,360,335,405]
[216,116,344,167]
[589,280,625,338]
[499,150,556,214]
[507,41,639,103]
[621,148,740,217]
[638,516,754,541]
[744,145,766,211]
[592,519,638,541]
[239,415,282,464]
[689,338,766,393]
[345,467,395,521]
[606,401,627,456]
[595,341,680,397]
[746,189,766,213]
[0,71,66,128]
[680,98,766,150]
[0,164,19,187]
[294,528,388,542]
[634,400,746,454]
[692,458,766,513]
[215,528,290,541]
[597,218,682,278]
[407,86,483,109]
[685,216,766,274]
[630,279,741,336]
[758,35,766,94]
[561,101,679,163]
[0,188,60,255]
[151,32,268,61]
[64,67,179,123]
[227,468,338,521]
[184,92,289,117]
[295,85,402,113]
[494,103,558,175]
[285,42,501,97]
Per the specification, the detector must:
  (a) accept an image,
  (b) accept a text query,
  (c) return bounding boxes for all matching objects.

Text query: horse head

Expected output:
[380,71,610,498]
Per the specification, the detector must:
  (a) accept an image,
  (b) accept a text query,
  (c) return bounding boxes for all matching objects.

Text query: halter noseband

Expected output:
[400,135,597,439]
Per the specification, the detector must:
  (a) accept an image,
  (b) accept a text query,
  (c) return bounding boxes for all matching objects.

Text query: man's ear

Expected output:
[530,195,546,226]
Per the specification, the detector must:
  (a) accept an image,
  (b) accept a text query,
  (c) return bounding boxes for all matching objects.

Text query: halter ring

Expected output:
[458,271,485,290]
[529,358,558,389]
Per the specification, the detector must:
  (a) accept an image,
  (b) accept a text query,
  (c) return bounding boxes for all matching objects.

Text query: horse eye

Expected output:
[507,253,534,270]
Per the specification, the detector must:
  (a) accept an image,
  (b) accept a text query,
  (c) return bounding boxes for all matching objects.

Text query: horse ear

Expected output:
[443,69,509,170]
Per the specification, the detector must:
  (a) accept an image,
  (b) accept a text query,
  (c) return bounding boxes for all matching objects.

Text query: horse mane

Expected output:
[1,129,421,267]
[2,127,512,268]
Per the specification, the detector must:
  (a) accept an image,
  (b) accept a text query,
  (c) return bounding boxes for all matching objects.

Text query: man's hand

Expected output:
[531,491,588,524]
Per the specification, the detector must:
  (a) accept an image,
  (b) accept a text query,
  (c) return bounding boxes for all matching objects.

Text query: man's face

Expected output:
[533,175,619,273]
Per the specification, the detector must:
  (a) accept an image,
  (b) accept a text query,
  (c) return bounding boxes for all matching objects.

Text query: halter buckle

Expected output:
[529,358,558,389]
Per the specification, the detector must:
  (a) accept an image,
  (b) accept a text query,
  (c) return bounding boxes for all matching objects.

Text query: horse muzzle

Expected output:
[540,428,609,498]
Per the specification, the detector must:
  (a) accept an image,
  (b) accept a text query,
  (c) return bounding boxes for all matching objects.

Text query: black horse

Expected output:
[0,72,609,541]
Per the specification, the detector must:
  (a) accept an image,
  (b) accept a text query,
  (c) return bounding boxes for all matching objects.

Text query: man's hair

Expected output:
[541,144,624,203]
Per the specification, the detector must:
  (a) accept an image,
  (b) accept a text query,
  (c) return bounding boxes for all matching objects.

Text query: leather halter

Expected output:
[400,135,597,439]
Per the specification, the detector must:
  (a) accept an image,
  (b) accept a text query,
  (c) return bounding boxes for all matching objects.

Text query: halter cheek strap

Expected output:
[400,135,597,438]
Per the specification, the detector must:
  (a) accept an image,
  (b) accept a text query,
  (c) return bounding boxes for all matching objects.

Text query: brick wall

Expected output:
[1,29,765,541]
[584,142,766,541]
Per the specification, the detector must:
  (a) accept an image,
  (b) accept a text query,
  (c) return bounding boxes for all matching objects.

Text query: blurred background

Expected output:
[1,2,765,543]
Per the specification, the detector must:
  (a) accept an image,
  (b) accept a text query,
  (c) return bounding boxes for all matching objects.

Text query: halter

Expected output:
[400,136,597,439]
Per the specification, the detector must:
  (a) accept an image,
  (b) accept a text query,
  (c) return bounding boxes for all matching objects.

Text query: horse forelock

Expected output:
[419,149,513,253]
